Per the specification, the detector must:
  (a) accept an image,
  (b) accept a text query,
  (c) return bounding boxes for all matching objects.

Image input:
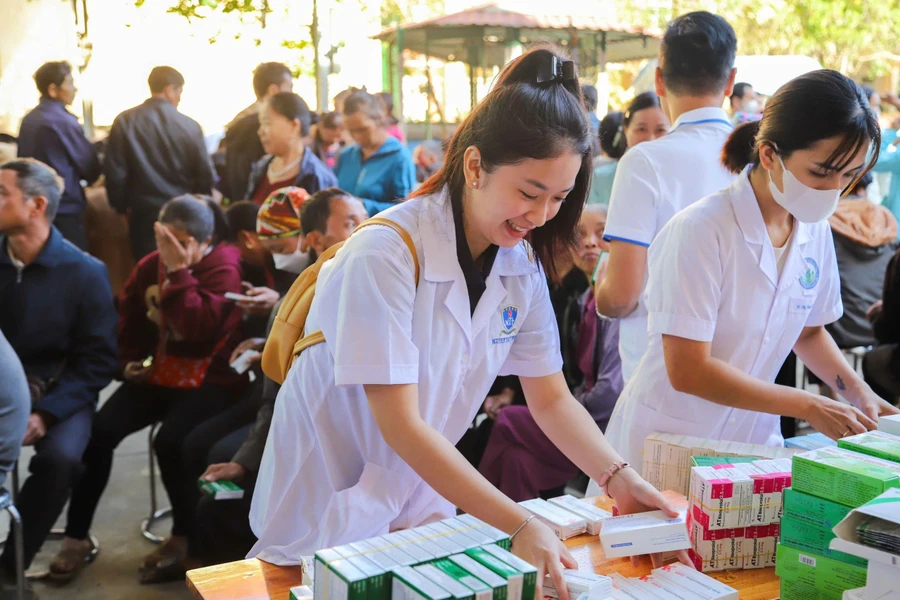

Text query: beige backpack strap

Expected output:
[355,217,420,285]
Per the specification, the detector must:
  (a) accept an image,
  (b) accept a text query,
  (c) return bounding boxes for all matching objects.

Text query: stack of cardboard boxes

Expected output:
[686,458,791,572]
[776,429,900,600]
[642,433,796,497]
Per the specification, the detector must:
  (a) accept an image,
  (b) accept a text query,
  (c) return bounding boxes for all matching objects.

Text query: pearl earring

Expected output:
[472,181,479,189]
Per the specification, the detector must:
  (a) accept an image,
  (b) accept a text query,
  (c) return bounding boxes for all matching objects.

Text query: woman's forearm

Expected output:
[793,326,872,407]
[663,336,813,421]
[366,384,530,535]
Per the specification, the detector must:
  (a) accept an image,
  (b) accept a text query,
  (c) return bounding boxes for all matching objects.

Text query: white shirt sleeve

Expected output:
[318,228,419,386]
[604,148,660,247]
[646,213,722,342]
[805,226,844,327]
[499,270,563,378]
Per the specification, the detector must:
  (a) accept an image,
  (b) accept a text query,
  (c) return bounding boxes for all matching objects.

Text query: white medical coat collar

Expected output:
[731,167,813,287]
[672,106,732,129]
[418,186,538,284]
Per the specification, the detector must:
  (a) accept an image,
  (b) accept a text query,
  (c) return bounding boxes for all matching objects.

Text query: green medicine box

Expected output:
[415,564,476,600]
[196,478,244,499]
[432,559,494,600]
[463,547,523,600]
[323,559,368,600]
[690,456,758,468]
[346,556,389,600]
[779,514,868,569]
[775,544,866,600]
[782,488,854,530]
[479,544,537,600]
[448,554,508,600]
[838,431,900,465]
[791,447,900,507]
[392,566,451,600]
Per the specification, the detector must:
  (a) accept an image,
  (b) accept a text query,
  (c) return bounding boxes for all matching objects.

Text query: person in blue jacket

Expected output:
[334,90,416,215]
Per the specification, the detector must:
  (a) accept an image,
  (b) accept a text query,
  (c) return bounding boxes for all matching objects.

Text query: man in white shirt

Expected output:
[594,11,739,382]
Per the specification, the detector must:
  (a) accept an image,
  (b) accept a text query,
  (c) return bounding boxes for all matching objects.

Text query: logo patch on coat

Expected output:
[799,257,819,290]
[501,305,519,335]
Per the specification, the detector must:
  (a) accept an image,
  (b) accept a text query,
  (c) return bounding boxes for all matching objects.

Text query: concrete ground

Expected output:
[3,383,193,600]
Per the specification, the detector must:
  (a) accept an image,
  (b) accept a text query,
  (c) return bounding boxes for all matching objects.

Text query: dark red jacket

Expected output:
[118,242,245,385]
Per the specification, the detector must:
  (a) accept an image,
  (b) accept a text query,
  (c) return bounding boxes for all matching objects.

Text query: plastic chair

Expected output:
[140,423,172,544]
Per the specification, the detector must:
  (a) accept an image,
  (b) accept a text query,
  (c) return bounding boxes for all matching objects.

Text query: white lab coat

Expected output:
[604,168,843,469]
[248,188,563,565]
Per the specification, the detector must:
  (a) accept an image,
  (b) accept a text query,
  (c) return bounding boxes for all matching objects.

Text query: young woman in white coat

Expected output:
[602,70,900,470]
[249,46,683,592]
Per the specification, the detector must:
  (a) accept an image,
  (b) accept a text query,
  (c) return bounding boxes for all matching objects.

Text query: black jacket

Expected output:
[105,97,214,213]
[0,228,118,422]
[220,111,265,202]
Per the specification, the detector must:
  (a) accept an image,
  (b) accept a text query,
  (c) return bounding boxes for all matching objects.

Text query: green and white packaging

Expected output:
[321,559,368,600]
[791,447,900,507]
[392,566,451,600]
[548,495,613,536]
[431,521,483,550]
[463,547,523,600]
[415,564,475,600]
[455,514,512,549]
[478,544,537,600]
[315,549,343,600]
[779,514,867,569]
[782,487,854,530]
[837,430,900,465]
[448,554,508,600]
[416,525,469,556]
[291,585,314,600]
[432,559,494,600]
[197,478,244,499]
[395,530,451,560]
[775,544,866,600]
[345,556,388,600]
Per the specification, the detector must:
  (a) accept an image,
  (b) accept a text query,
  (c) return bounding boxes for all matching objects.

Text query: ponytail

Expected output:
[721,120,761,174]
[204,197,230,245]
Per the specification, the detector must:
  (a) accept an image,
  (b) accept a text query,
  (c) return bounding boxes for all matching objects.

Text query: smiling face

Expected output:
[464,148,582,253]
[624,105,670,147]
[571,209,608,278]
[761,134,872,195]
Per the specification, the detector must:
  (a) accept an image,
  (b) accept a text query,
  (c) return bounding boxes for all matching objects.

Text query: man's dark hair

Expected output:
[148,66,185,94]
[582,84,599,112]
[731,82,753,104]
[300,188,352,235]
[34,61,73,98]
[660,11,736,96]
[253,62,292,100]
[225,200,261,238]
[1,158,64,221]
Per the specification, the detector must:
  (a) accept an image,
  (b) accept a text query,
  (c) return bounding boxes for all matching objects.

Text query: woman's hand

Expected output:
[201,462,247,483]
[237,286,281,316]
[866,299,883,323]
[805,394,878,439]
[607,467,693,568]
[229,337,266,364]
[855,390,900,423]
[123,361,153,383]
[511,518,577,600]
[154,222,192,272]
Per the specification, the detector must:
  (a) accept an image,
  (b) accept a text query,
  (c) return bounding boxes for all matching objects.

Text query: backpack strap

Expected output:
[288,217,419,360]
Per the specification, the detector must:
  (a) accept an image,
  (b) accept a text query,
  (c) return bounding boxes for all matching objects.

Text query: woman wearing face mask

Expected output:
[603,70,900,469]
[588,92,670,206]
[250,47,684,590]
[51,195,246,584]
[246,93,337,206]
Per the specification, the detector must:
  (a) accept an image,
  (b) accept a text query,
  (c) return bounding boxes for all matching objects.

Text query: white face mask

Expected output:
[743,99,761,115]
[272,246,310,274]
[768,153,841,224]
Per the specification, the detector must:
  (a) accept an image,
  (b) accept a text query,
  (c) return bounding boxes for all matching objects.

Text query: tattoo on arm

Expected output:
[836,375,847,391]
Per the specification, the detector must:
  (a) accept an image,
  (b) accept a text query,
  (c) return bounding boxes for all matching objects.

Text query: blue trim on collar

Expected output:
[603,234,650,248]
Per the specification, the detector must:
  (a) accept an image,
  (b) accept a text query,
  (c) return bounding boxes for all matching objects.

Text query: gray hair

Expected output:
[583,203,608,217]
[0,158,64,221]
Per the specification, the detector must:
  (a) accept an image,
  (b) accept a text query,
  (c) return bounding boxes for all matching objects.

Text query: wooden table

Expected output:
[186,498,780,600]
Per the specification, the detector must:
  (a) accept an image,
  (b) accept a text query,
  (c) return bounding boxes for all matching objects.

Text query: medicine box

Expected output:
[687,516,744,572]
[431,559,494,600]
[690,456,757,468]
[879,414,900,436]
[775,544,867,600]
[779,514,867,569]
[415,564,475,600]
[519,499,587,540]
[416,525,469,556]
[599,508,690,558]
[315,548,343,600]
[196,479,244,500]
[548,495,612,536]
[463,547,523,600]
[629,574,694,600]
[455,515,511,549]
[323,559,368,600]
[291,585,315,600]
[542,570,612,600]
[346,556,389,600]
[743,524,778,570]
[838,430,900,464]
[442,519,500,549]
[652,563,739,600]
[782,487,854,530]
[447,554,508,600]
[792,447,900,508]
[392,566,451,600]
[478,545,537,600]
[426,522,482,551]
[690,467,754,530]
[785,432,838,451]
